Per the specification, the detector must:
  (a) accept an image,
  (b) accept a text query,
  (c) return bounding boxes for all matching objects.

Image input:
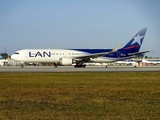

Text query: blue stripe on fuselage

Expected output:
[70,49,112,54]
[70,48,140,58]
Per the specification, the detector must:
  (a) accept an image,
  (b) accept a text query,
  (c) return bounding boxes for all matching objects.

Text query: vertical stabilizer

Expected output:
[123,28,147,52]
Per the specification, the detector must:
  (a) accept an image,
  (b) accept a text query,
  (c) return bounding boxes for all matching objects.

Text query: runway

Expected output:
[0,65,160,72]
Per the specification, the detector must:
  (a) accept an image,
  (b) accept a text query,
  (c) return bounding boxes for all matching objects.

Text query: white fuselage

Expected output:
[11,49,125,64]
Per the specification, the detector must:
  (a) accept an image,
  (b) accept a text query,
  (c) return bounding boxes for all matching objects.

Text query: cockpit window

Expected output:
[14,52,19,54]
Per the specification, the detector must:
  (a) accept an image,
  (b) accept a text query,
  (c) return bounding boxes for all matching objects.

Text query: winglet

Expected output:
[109,43,121,54]
[74,43,121,59]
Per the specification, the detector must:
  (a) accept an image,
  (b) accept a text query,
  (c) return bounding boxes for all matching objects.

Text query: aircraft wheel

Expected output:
[82,65,86,68]
[21,64,24,68]
[54,63,57,68]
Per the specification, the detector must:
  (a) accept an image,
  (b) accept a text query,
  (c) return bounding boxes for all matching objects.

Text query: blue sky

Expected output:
[0,0,160,57]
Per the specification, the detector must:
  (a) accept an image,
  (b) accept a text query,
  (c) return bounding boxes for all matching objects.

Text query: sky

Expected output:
[0,0,160,57]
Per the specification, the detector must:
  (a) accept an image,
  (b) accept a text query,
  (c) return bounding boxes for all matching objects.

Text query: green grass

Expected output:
[0,72,160,120]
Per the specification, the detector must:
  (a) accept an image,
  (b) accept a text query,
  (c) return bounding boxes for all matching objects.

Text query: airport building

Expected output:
[0,53,21,66]
[0,58,21,66]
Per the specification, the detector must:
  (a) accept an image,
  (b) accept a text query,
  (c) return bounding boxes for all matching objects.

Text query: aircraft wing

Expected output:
[74,43,121,60]
[128,50,150,56]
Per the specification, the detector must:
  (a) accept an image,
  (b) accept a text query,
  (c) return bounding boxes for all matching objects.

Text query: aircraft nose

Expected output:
[11,54,16,60]
[11,54,14,59]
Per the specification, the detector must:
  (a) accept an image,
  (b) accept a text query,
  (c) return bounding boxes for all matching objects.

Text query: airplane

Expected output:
[11,28,150,68]
[142,59,160,65]
[116,59,136,66]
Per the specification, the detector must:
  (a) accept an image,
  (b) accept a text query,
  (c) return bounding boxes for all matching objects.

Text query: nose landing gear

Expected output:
[21,64,24,68]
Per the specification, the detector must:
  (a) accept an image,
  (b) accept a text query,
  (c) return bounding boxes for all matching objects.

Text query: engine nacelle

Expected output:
[60,58,73,66]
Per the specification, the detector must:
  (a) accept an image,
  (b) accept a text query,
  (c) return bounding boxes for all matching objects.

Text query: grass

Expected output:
[0,72,160,120]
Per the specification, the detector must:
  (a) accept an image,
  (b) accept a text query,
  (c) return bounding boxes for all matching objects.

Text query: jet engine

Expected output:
[60,58,73,65]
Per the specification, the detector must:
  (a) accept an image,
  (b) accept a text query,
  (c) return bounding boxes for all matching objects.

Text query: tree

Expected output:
[145,56,148,59]
[0,53,8,59]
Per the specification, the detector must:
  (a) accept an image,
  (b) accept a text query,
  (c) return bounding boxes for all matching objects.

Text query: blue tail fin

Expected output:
[122,28,147,52]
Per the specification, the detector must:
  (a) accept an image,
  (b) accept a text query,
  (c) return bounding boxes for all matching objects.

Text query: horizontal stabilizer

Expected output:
[128,50,150,56]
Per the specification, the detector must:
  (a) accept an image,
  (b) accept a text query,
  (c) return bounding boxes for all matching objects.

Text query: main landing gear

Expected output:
[53,63,57,68]
[74,63,86,68]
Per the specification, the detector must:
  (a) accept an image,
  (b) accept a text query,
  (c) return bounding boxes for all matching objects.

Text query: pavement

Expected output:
[0,65,160,72]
